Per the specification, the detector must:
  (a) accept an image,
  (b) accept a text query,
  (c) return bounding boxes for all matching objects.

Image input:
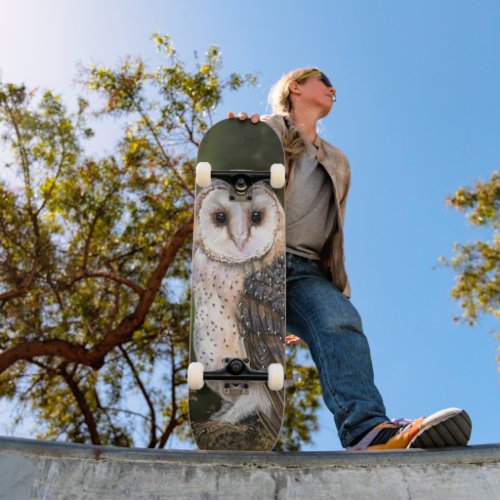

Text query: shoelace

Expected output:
[390,417,416,426]
[387,418,418,435]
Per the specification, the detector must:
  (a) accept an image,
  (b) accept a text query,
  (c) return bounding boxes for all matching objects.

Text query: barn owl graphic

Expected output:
[192,180,285,435]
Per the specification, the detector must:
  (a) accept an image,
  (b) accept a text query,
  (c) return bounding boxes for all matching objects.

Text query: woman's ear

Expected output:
[288,81,301,96]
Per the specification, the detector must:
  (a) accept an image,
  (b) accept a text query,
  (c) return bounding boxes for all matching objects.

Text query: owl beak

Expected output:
[233,231,248,251]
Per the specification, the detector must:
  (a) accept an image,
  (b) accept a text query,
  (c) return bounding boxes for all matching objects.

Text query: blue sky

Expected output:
[0,0,498,450]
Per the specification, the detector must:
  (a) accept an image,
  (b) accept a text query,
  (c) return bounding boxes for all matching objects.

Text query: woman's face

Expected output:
[289,73,336,118]
[298,74,336,115]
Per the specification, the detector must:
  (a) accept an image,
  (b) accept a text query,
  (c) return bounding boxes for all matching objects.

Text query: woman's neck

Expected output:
[289,108,319,143]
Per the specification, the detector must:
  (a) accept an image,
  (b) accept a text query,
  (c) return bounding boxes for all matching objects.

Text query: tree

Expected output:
[0,34,322,449]
[443,171,499,333]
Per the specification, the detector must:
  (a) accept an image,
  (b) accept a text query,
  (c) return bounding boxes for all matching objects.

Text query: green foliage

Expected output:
[276,346,322,451]
[443,171,499,327]
[0,34,322,450]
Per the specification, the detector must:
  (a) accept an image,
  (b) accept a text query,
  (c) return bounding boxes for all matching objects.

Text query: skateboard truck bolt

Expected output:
[210,170,271,202]
[228,358,244,375]
[234,177,248,195]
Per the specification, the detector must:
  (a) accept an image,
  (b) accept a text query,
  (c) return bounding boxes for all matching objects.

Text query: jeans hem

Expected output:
[342,416,388,448]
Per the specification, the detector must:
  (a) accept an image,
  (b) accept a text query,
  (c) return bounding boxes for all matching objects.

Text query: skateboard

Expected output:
[188,118,286,451]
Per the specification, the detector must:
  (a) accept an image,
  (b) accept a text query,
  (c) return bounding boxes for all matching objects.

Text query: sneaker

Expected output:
[348,408,472,451]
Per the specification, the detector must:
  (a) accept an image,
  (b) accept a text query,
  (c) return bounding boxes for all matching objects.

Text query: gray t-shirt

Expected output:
[286,142,337,260]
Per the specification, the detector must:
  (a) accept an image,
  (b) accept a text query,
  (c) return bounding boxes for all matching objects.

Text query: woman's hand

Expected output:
[227,111,260,123]
[285,335,302,346]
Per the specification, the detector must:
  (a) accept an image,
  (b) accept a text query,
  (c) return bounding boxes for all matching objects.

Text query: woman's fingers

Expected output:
[227,112,260,123]
[285,335,302,346]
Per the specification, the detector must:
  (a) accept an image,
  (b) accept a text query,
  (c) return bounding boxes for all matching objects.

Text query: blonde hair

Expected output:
[268,67,318,164]
[268,67,318,115]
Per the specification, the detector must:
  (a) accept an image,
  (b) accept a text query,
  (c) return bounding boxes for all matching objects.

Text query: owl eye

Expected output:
[214,212,227,225]
[251,211,262,225]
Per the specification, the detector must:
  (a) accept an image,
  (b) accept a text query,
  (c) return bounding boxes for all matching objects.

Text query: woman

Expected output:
[228,67,471,450]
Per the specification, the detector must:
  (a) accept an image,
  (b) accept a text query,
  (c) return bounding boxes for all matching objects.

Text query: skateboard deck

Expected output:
[188,118,286,451]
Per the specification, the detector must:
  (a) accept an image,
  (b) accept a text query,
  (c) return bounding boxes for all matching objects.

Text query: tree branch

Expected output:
[0,217,32,256]
[0,257,39,302]
[83,269,145,296]
[0,217,193,374]
[119,345,157,447]
[131,95,194,198]
[158,343,180,448]
[82,208,102,271]
[35,143,67,216]
[58,365,101,445]
[82,188,119,270]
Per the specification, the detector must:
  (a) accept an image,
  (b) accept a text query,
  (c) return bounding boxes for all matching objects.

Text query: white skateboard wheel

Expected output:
[270,163,286,189]
[267,363,284,391]
[188,362,204,390]
[196,162,212,187]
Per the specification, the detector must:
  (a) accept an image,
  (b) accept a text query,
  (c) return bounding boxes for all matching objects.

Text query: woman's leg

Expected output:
[286,253,388,447]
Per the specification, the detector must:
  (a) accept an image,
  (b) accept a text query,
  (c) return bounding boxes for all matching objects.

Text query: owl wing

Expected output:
[238,255,286,368]
[237,255,286,436]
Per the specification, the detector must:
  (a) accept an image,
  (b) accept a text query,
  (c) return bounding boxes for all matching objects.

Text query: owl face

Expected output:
[196,181,283,263]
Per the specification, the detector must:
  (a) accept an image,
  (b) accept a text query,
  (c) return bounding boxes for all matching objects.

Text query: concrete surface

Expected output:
[0,436,499,499]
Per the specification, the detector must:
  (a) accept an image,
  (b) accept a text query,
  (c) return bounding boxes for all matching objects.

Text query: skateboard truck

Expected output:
[195,162,286,201]
[188,358,285,392]
[204,357,268,382]
[212,170,270,201]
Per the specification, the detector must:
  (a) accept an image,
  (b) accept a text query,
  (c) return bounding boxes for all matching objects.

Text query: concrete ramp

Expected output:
[0,436,499,499]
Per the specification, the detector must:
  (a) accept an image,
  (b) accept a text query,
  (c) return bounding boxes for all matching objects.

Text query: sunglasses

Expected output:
[296,69,334,89]
[295,69,336,102]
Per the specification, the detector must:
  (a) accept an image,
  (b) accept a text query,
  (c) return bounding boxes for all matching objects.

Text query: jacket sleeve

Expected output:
[338,154,351,227]
[339,154,351,297]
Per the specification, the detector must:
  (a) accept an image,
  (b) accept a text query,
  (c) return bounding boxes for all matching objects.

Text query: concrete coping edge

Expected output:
[1,435,500,469]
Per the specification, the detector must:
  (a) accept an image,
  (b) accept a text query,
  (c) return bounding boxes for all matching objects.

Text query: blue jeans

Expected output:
[286,253,388,448]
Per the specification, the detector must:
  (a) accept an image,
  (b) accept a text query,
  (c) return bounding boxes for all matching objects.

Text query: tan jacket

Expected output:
[262,114,352,297]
